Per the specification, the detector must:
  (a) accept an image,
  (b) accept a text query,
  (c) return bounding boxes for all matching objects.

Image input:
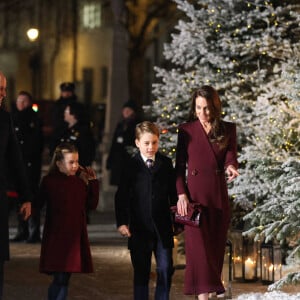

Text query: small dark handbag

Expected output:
[170,203,202,228]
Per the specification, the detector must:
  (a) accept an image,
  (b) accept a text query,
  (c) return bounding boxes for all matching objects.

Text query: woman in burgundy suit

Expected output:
[37,143,99,300]
[176,86,239,300]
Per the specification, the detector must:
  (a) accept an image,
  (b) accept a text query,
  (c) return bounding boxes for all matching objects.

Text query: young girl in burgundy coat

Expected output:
[37,142,99,300]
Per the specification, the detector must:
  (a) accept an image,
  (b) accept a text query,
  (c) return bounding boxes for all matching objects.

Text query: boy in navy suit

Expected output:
[115,121,177,300]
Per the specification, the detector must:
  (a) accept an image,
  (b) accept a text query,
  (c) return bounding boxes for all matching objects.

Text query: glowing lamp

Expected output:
[27,28,39,42]
[32,103,39,112]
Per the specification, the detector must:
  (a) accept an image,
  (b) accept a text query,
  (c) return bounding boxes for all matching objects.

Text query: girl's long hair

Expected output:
[188,85,229,149]
[48,142,78,174]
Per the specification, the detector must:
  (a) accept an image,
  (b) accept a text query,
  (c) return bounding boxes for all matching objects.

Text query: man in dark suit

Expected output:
[0,71,31,300]
[115,121,177,300]
[10,91,44,243]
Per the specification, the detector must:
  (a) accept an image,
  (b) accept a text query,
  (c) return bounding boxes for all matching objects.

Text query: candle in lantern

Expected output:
[263,263,267,280]
[268,264,274,281]
[244,257,255,280]
[233,256,242,278]
[274,264,282,281]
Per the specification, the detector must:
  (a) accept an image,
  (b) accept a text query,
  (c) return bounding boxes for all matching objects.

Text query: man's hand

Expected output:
[117,225,131,237]
[19,202,31,220]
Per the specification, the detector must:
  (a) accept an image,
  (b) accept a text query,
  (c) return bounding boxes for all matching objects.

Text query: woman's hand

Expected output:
[117,225,131,237]
[177,194,189,216]
[226,165,239,182]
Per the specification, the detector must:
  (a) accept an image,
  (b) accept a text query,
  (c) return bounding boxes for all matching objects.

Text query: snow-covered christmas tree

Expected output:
[149,0,300,287]
[234,52,300,289]
[149,0,300,159]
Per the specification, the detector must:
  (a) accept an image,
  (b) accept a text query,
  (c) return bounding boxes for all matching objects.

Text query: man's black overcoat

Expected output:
[0,108,31,261]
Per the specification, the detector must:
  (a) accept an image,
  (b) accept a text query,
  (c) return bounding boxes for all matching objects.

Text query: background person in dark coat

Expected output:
[115,121,177,300]
[51,82,77,140]
[52,102,96,167]
[0,71,31,300]
[106,100,139,186]
[10,91,44,243]
[49,82,88,156]
[176,86,239,300]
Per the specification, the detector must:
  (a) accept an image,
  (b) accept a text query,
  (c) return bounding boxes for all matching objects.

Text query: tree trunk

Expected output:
[128,53,145,110]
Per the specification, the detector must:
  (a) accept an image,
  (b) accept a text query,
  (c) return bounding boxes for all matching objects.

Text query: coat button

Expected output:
[191,169,198,176]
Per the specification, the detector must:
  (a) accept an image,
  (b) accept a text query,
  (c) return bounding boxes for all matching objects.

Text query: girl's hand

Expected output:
[177,194,189,216]
[78,166,97,184]
[117,225,131,237]
[84,167,97,180]
[226,165,239,182]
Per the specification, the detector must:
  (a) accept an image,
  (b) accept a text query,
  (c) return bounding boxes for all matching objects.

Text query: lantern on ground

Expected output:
[230,230,243,281]
[230,230,259,282]
[243,236,259,281]
[222,239,233,298]
[260,241,282,284]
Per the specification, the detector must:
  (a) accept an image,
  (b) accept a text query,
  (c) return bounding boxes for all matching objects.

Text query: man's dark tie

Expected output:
[146,159,154,168]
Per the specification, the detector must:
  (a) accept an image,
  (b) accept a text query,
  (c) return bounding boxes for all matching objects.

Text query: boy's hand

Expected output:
[118,225,131,237]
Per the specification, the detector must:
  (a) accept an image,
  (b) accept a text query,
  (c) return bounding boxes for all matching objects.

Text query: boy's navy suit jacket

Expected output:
[115,151,178,249]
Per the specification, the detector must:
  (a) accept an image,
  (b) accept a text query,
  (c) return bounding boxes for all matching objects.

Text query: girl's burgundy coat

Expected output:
[37,172,99,273]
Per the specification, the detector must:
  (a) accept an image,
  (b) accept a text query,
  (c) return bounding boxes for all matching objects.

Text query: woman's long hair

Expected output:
[48,142,78,174]
[188,85,229,149]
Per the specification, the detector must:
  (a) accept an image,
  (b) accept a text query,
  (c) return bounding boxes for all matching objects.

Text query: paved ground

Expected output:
[4,210,298,300]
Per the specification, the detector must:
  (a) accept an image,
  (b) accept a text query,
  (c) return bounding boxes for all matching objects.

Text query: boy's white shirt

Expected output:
[140,153,155,163]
